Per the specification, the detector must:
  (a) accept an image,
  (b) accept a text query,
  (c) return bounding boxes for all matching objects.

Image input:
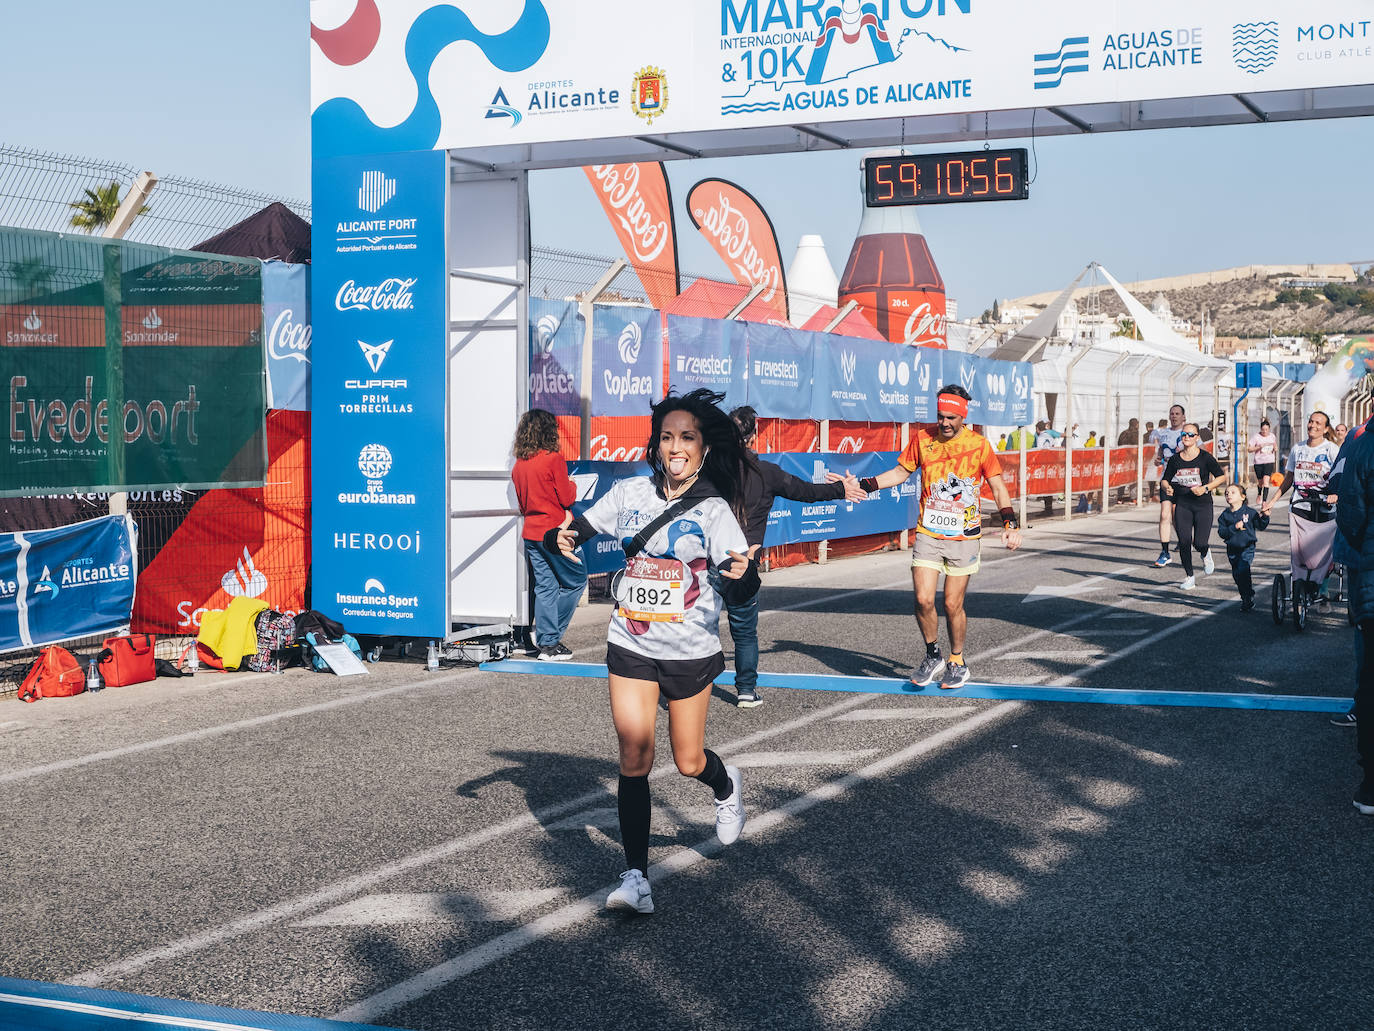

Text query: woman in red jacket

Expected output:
[511,409,586,660]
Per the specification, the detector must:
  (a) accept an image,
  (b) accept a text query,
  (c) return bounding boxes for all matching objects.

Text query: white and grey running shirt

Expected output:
[1287,440,1340,515]
[580,476,748,661]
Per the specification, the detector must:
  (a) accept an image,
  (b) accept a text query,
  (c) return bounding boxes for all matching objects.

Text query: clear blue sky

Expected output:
[3,2,1371,313]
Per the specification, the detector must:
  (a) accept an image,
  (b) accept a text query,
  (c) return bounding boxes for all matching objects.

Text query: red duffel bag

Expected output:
[97,634,157,688]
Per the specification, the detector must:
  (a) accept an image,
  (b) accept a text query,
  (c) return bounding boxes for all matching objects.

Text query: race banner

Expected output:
[591,305,662,417]
[1,228,266,495]
[996,446,1144,499]
[686,179,788,322]
[910,346,942,422]
[0,513,137,654]
[583,164,679,310]
[664,315,746,408]
[745,322,813,420]
[815,335,918,423]
[763,452,918,545]
[529,297,581,416]
[263,261,311,412]
[312,148,450,636]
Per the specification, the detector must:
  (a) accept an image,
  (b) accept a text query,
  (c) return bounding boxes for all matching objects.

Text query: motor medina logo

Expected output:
[336,277,416,312]
[839,349,857,386]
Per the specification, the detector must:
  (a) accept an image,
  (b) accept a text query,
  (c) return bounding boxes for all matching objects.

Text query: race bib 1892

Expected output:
[617,556,687,622]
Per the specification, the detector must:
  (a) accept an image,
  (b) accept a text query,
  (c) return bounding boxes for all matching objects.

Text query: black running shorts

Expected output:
[606,642,724,700]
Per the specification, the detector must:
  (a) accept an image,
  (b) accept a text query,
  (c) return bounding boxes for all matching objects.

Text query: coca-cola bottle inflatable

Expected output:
[838,202,946,348]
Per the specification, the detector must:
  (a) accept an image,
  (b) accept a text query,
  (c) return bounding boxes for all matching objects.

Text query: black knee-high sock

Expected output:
[694,748,732,800]
[617,773,650,873]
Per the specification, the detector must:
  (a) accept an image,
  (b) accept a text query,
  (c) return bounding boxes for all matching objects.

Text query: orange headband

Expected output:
[937,393,968,418]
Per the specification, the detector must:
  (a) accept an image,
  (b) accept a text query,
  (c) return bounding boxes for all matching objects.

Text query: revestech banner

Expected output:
[665,315,746,408]
[312,149,448,636]
[0,514,136,654]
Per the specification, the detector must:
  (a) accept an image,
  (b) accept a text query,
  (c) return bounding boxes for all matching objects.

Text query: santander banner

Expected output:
[583,163,679,311]
[686,179,788,323]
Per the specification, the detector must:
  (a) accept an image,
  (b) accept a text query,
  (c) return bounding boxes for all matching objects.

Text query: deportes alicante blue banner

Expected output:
[762,452,918,545]
[529,297,581,416]
[591,305,662,417]
[311,149,450,637]
[0,514,137,654]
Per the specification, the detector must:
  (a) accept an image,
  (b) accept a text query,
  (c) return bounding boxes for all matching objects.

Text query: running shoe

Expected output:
[553,642,574,658]
[910,654,946,687]
[1203,553,1215,576]
[1180,576,1196,591]
[940,660,971,690]
[714,765,745,844]
[1154,551,1171,568]
[537,644,570,662]
[736,688,763,709]
[1330,711,1358,728]
[1240,596,1256,613]
[606,869,654,913]
[1355,782,1374,816]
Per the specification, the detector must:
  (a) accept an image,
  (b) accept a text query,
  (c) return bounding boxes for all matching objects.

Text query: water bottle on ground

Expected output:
[426,641,439,671]
[187,643,199,674]
[87,658,102,692]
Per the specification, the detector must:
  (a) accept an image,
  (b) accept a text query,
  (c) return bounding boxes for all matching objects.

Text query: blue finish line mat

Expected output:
[0,977,401,1031]
[479,660,1351,714]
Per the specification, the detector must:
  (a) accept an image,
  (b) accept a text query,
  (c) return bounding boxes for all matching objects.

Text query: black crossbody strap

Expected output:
[624,499,693,559]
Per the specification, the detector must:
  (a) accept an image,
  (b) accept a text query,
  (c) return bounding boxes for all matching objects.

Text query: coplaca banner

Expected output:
[591,305,662,417]
[311,148,449,636]
[311,2,1371,156]
[529,297,581,416]
[0,514,136,655]
[263,261,311,412]
[665,315,746,408]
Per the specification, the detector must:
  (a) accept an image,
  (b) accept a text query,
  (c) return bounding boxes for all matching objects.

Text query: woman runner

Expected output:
[1249,419,1279,504]
[551,389,758,914]
[1161,422,1226,590]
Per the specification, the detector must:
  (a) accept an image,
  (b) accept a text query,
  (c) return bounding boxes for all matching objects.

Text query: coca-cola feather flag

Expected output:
[686,179,788,322]
[583,163,679,310]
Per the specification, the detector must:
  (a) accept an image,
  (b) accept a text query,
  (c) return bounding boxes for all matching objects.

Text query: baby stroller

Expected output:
[1271,487,1344,631]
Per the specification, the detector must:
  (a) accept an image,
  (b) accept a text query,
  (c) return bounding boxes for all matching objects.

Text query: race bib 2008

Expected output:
[921,497,964,537]
[618,556,686,623]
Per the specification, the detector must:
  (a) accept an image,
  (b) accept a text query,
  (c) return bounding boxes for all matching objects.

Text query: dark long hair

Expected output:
[513,408,559,459]
[646,389,750,522]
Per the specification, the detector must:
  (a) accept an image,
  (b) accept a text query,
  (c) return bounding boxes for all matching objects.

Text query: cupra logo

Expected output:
[359,339,393,374]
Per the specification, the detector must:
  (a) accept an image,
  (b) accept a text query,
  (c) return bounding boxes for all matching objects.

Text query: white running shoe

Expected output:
[606,869,654,914]
[714,765,746,845]
[1203,553,1215,575]
[1180,576,1196,591]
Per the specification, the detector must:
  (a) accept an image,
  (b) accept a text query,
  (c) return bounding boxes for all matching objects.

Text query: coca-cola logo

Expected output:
[590,434,646,461]
[589,164,670,263]
[335,277,416,312]
[268,308,312,364]
[902,302,947,347]
[693,192,781,303]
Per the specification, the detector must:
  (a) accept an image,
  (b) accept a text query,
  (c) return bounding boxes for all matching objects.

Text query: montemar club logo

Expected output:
[632,66,668,124]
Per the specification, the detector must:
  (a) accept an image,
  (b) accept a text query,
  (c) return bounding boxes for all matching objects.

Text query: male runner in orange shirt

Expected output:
[859,384,1022,688]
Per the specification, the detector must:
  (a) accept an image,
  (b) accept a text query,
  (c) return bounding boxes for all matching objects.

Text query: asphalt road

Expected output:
[4,502,1371,1030]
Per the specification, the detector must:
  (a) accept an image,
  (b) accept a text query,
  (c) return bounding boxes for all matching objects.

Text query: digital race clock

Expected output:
[864,149,1030,207]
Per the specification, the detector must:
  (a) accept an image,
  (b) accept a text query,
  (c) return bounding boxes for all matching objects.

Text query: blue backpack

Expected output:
[304,631,362,672]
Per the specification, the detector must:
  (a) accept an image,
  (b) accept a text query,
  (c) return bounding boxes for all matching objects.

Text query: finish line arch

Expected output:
[309,0,1374,638]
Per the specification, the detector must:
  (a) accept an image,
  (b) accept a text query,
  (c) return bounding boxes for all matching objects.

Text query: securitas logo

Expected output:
[339,443,416,506]
[877,356,911,407]
[30,557,132,601]
[484,87,523,126]
[1034,36,1090,88]
[336,278,416,312]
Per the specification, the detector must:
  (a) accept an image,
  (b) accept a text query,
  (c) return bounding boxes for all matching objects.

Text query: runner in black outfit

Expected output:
[1161,422,1226,591]
[721,406,867,708]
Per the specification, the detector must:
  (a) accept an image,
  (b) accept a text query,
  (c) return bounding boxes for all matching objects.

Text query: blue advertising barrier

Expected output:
[591,305,662,417]
[311,148,450,637]
[762,452,917,545]
[529,297,581,416]
[0,514,136,654]
[263,261,310,413]
[746,322,814,419]
[566,460,649,575]
[664,315,747,407]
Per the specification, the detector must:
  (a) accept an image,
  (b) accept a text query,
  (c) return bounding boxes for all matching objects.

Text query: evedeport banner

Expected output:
[0,514,136,654]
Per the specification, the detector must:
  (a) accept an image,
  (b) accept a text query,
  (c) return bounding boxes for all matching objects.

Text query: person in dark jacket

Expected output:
[1333,424,1374,814]
[1216,483,1269,611]
[718,406,867,708]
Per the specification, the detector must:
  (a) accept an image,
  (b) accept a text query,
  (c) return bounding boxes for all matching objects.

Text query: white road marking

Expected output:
[0,721,26,732]
[1076,628,1149,637]
[294,890,567,927]
[69,692,875,987]
[1021,566,1133,603]
[332,700,1024,1024]
[545,807,618,831]
[730,749,879,767]
[994,651,1101,663]
[833,707,977,722]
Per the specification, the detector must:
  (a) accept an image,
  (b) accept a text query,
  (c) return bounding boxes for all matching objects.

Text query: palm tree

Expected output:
[7,256,54,300]
[67,180,149,233]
